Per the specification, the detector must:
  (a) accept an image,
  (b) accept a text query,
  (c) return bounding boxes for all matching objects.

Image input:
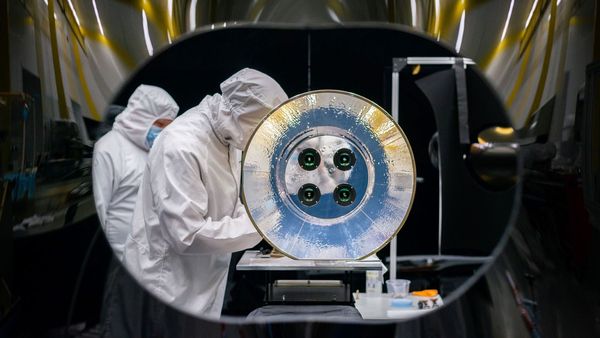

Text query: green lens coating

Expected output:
[299,148,320,170]
[338,188,351,201]
[298,183,320,206]
[334,184,356,206]
[334,148,356,171]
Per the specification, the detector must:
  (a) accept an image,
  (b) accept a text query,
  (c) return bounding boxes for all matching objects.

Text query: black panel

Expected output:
[113,28,309,113]
[416,68,516,255]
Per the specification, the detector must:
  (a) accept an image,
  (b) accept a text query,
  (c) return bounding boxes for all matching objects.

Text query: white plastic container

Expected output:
[365,270,383,294]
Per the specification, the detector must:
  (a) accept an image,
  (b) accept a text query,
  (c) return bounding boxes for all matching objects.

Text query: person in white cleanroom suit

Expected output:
[93,84,179,338]
[123,68,288,318]
[93,84,178,260]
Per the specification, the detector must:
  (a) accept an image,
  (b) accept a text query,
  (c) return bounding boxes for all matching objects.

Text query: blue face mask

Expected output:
[146,125,163,148]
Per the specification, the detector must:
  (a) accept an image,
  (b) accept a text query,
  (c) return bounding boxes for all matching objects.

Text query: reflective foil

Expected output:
[242,90,416,260]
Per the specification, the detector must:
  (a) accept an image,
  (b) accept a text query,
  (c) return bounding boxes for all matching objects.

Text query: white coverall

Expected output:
[123,68,288,317]
[93,85,179,260]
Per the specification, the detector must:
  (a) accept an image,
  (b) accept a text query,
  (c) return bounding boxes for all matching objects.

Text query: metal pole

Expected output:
[389,58,405,280]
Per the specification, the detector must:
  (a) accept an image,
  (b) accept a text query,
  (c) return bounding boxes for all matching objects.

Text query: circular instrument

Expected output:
[242,90,416,260]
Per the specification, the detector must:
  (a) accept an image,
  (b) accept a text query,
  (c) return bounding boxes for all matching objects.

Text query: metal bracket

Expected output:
[392,58,407,72]
[453,58,471,145]
[405,57,475,66]
[389,56,474,270]
[389,58,407,280]
[392,56,473,144]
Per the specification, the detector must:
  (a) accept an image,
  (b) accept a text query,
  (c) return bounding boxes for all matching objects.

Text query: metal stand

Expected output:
[236,250,385,305]
[389,56,474,275]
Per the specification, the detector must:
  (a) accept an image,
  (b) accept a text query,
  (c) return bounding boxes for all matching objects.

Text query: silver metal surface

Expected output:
[405,57,475,65]
[242,90,416,260]
[236,250,384,271]
[390,61,400,281]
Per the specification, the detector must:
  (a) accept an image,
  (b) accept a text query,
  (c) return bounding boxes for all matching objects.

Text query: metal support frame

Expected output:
[389,58,407,281]
[389,56,473,279]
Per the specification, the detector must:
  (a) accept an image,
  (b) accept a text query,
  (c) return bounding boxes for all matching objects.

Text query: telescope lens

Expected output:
[298,183,320,206]
[334,184,356,206]
[299,148,320,171]
[334,148,356,171]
